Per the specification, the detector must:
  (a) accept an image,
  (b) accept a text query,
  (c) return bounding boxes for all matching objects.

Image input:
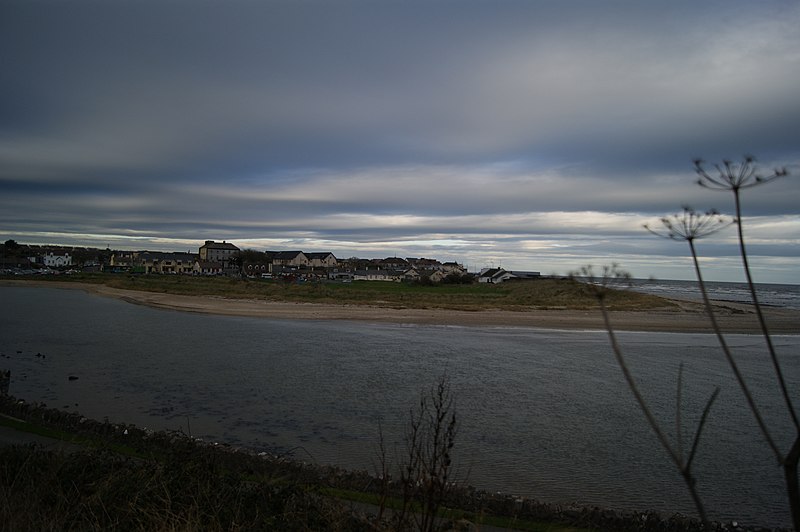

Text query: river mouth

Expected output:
[1,285,797,528]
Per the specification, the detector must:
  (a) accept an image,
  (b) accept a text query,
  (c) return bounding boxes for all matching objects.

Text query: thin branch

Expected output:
[732,188,799,430]
[688,239,782,463]
[598,294,711,527]
[676,363,685,463]
[599,297,682,469]
[686,387,720,471]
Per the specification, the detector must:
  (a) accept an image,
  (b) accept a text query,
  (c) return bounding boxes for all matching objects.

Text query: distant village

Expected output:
[0,239,540,284]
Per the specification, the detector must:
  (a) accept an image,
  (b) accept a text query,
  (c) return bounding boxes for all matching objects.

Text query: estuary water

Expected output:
[1,285,798,528]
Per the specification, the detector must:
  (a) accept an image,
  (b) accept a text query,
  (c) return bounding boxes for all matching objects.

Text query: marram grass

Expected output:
[39,273,675,312]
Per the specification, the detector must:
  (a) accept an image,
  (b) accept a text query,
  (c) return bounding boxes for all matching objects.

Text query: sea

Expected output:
[627,278,800,310]
[0,280,798,528]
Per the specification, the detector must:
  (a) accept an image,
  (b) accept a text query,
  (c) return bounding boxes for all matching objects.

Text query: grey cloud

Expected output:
[5,0,798,174]
[1,0,798,282]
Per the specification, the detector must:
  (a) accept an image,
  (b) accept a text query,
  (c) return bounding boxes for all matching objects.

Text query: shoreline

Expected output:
[3,279,799,333]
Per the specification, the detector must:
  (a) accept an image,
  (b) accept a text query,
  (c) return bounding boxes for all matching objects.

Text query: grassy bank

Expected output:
[0,399,594,531]
[1,397,727,531]
[14,273,675,312]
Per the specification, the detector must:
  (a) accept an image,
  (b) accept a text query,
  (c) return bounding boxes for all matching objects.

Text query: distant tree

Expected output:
[442,272,473,284]
[70,247,98,266]
[98,248,113,265]
[227,252,244,277]
[237,249,267,264]
[416,274,434,286]
[3,239,20,252]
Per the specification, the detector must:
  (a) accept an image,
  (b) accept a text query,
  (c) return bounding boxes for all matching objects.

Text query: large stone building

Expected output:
[199,241,240,272]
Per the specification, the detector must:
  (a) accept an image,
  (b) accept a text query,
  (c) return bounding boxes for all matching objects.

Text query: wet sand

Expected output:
[4,280,798,333]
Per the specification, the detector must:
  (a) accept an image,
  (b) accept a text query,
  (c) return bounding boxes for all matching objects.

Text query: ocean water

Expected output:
[628,278,800,310]
[0,285,798,528]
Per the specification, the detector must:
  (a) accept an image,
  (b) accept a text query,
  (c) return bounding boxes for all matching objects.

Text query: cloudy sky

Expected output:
[1,1,798,282]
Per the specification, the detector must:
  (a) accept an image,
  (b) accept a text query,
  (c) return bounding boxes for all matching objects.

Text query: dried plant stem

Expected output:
[676,364,685,462]
[731,191,800,530]
[599,298,711,527]
[687,239,782,462]
[733,190,798,428]
[397,374,458,532]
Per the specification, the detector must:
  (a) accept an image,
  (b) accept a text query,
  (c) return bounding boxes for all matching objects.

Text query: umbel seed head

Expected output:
[695,156,788,191]
[645,207,733,242]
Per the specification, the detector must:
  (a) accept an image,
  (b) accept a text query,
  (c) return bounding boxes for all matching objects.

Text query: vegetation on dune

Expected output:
[25,273,675,312]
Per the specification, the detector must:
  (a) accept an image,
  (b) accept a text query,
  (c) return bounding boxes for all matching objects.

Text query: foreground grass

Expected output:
[0,413,585,531]
[0,445,362,531]
[20,273,675,312]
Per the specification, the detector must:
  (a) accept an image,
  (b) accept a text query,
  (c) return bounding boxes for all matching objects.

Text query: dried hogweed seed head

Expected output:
[695,156,788,191]
[645,207,733,242]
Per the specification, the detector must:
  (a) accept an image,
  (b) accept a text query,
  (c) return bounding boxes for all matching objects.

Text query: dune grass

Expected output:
[37,273,675,311]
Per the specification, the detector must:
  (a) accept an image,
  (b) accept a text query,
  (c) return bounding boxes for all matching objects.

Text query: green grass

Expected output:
[0,414,160,460]
[28,272,675,311]
[0,445,362,531]
[321,487,587,532]
[0,413,588,531]
[0,414,83,441]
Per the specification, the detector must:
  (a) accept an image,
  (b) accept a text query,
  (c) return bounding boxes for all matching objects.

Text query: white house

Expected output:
[353,269,403,282]
[478,268,515,283]
[43,252,72,268]
[478,268,541,283]
[441,261,467,275]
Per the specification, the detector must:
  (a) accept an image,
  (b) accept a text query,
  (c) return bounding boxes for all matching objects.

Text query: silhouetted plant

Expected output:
[572,264,718,527]
[646,205,783,456]
[373,419,390,523]
[396,373,459,531]
[612,156,797,528]
[691,157,798,529]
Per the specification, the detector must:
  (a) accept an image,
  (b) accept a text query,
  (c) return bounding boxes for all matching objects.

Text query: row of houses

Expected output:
[106,241,471,281]
[6,240,537,284]
[1,245,104,271]
[107,242,237,274]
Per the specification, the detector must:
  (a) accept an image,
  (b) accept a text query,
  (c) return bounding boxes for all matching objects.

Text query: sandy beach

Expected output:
[4,280,798,333]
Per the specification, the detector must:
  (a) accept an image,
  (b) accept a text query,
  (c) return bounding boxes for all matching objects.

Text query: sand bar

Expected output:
[4,279,798,333]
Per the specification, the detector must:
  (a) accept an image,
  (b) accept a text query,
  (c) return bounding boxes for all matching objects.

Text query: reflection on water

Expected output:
[1,286,797,528]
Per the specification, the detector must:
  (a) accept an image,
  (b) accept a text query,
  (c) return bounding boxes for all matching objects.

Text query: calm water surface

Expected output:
[1,286,798,528]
